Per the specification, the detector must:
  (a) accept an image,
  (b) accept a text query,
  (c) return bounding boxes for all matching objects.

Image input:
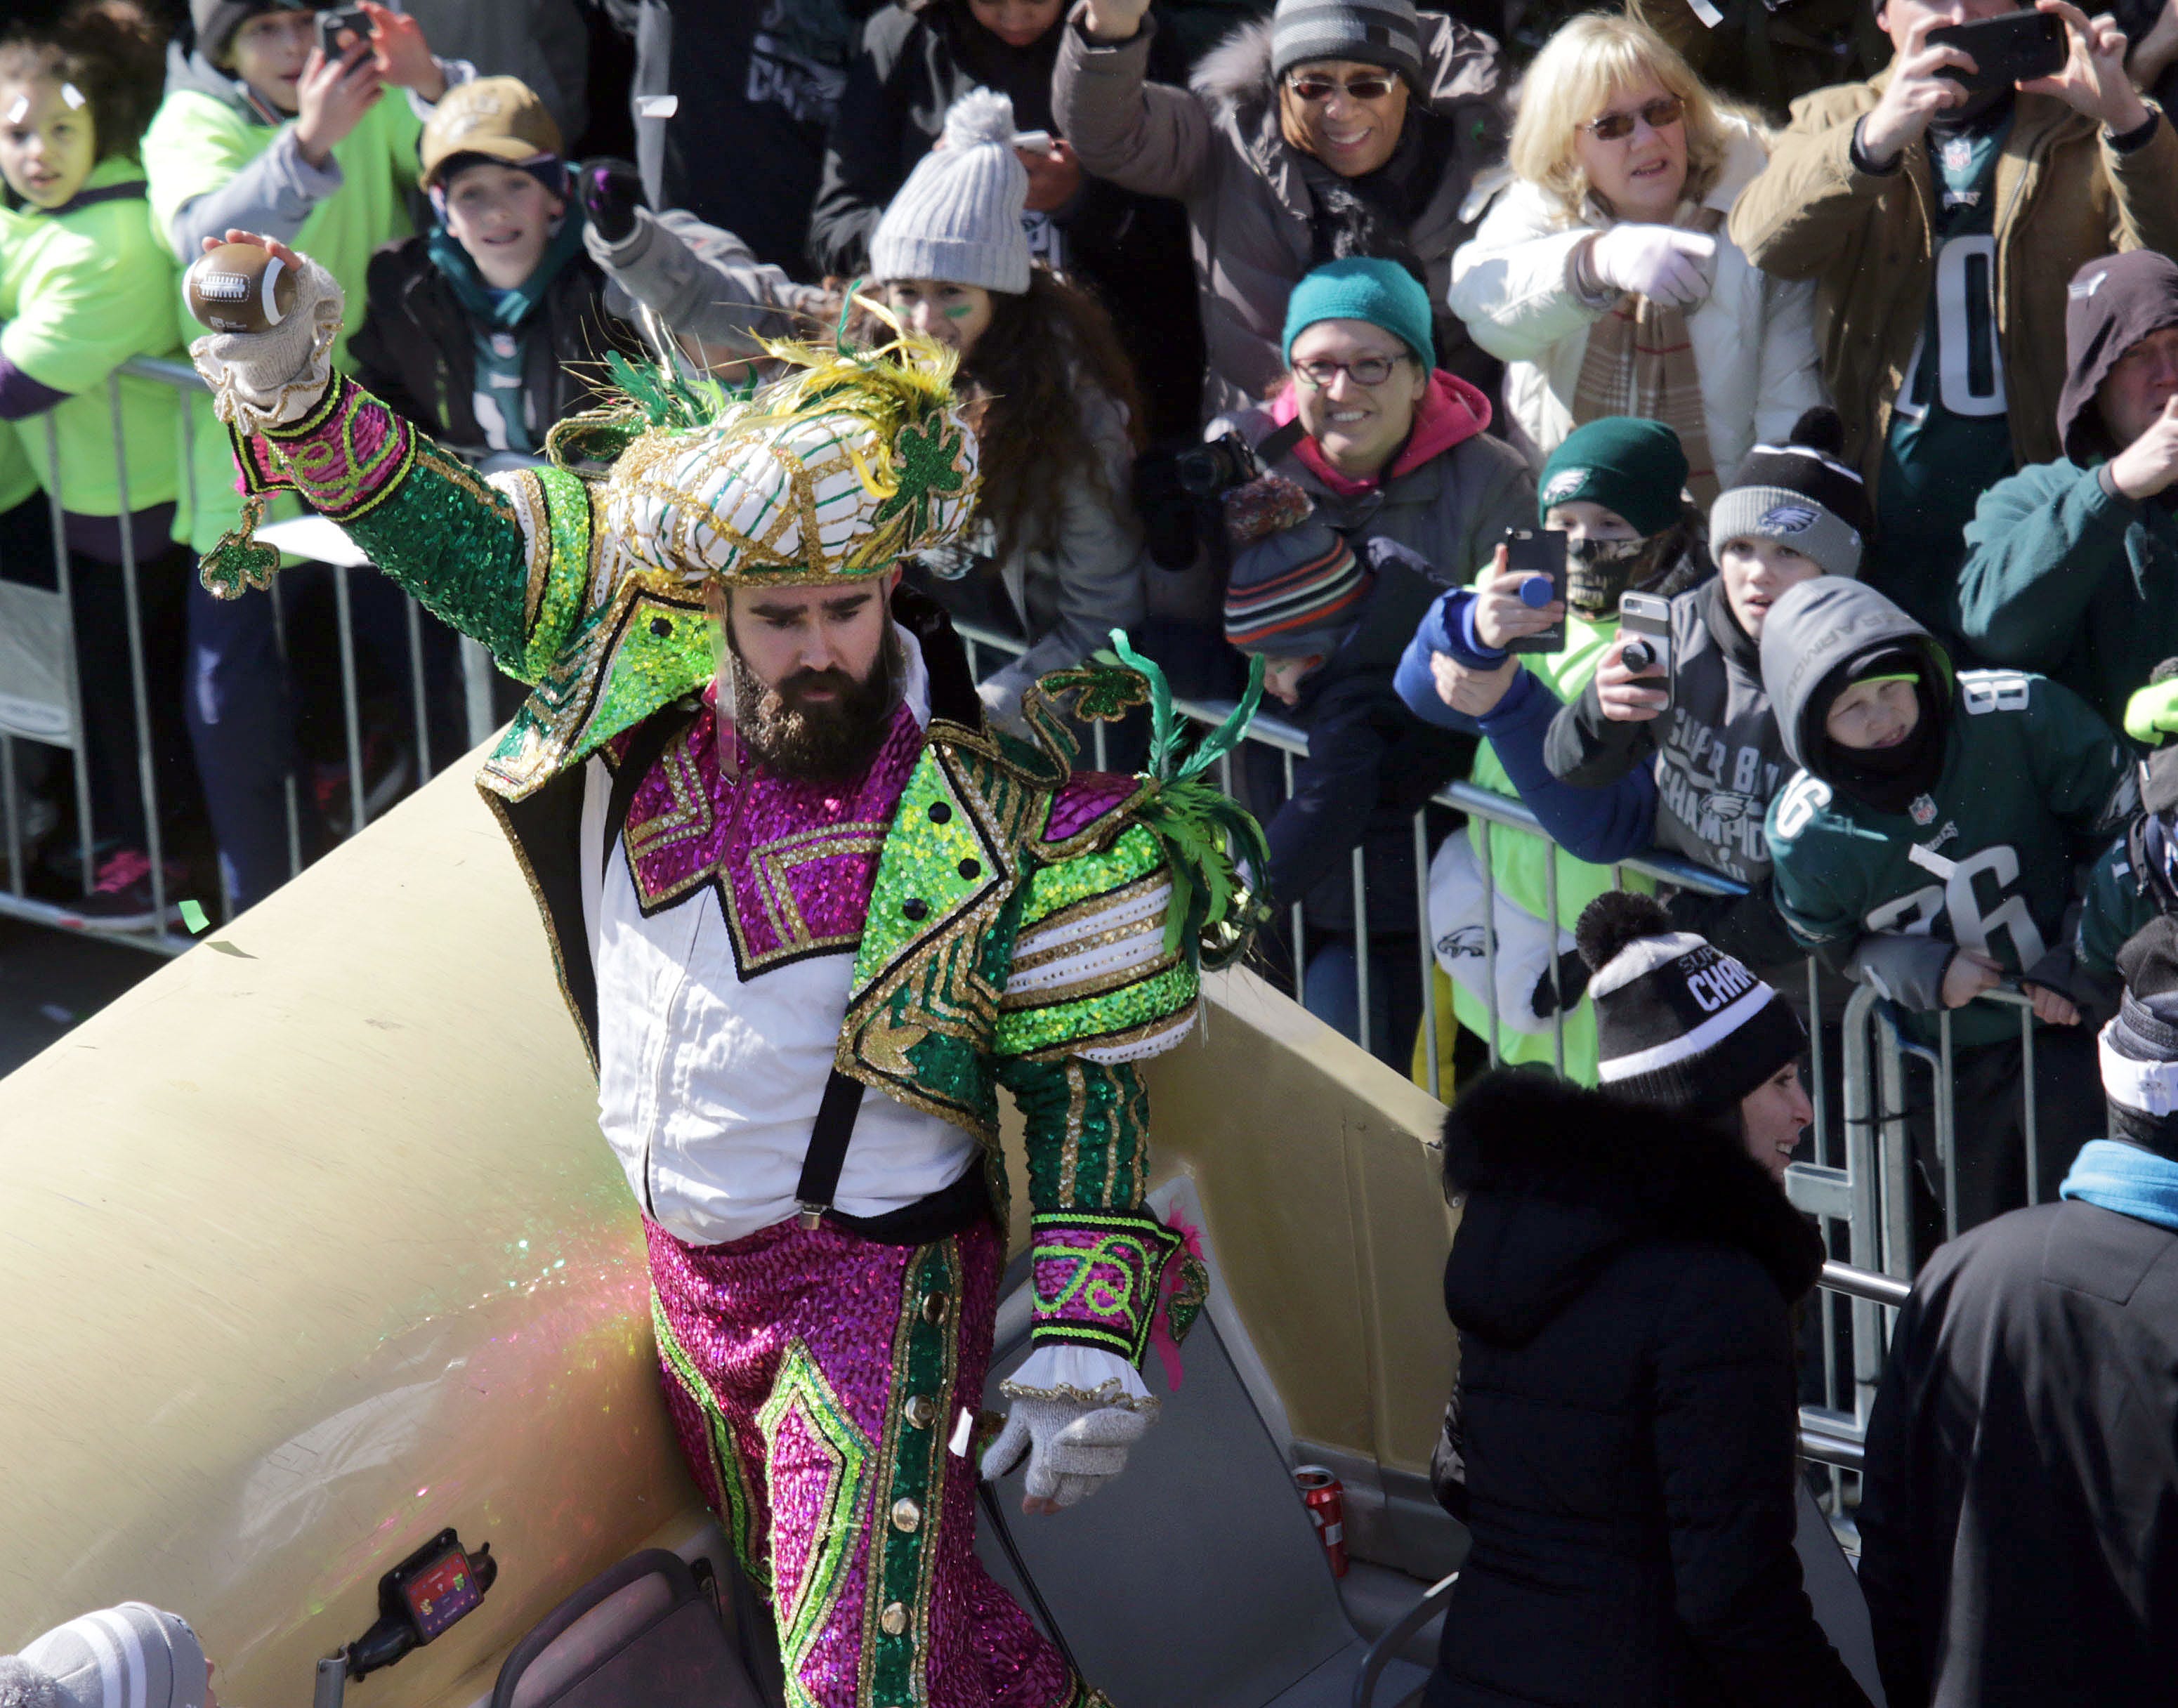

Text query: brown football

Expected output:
[185,241,299,334]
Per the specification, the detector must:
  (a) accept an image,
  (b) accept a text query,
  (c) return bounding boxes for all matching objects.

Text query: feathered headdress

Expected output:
[560,298,982,584]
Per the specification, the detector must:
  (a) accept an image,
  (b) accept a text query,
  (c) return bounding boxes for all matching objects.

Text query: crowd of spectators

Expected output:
[9,0,2178,1695]
[8,0,2178,1233]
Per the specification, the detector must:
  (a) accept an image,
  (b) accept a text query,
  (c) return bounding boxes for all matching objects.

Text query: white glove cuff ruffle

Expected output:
[1002,1344,1157,1414]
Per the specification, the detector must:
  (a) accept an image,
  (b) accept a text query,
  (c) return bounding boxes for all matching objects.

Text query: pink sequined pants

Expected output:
[646,1214,1081,1708]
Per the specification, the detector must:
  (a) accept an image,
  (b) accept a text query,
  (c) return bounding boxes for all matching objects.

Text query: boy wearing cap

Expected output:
[1223,513,1478,1063]
[1761,575,2134,1233]
[350,77,638,457]
[1533,409,1874,980]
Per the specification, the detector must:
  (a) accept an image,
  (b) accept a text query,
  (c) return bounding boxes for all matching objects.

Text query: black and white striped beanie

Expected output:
[1576,893,1805,1113]
[0,1605,207,1708]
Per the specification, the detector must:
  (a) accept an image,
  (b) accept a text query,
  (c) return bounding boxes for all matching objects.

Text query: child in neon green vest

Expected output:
[0,1,197,929]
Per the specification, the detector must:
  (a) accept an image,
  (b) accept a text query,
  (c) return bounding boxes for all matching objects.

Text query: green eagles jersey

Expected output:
[2075,829,2149,976]
[1766,667,2132,1048]
[1876,112,2016,633]
[141,90,423,553]
[0,158,183,519]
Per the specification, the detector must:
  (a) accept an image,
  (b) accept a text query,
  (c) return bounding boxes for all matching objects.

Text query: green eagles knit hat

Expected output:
[1281,257,1435,369]
[1537,418,1688,537]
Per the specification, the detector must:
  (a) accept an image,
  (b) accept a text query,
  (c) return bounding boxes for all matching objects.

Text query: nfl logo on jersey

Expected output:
[1910,794,1938,826]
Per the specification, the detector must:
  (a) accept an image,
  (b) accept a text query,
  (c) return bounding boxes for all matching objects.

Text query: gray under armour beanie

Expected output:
[870,88,1031,296]
[4,1605,209,1708]
[1270,0,1427,88]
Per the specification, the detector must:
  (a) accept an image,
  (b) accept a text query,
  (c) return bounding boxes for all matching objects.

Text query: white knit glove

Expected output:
[981,1347,1158,1509]
[1586,224,1717,310]
[188,250,345,435]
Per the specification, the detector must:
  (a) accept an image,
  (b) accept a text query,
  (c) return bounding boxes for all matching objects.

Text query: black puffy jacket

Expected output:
[1427,1071,1870,1708]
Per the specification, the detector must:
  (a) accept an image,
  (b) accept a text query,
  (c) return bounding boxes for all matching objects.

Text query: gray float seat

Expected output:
[974,1215,1431,1708]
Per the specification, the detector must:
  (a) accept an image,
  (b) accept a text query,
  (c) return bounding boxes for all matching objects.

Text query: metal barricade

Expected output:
[0,357,505,952]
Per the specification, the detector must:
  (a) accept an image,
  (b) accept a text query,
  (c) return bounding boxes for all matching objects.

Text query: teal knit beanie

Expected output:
[1280,258,1436,369]
[1537,419,1688,537]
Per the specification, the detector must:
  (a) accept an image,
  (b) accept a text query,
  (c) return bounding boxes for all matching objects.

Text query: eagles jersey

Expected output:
[1766,668,2133,1048]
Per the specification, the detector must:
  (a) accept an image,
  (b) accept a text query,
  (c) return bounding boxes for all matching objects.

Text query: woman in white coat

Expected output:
[1448,14,1820,503]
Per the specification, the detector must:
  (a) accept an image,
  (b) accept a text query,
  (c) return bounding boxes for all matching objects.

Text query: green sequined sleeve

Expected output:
[996,1053,1152,1215]
[240,376,595,684]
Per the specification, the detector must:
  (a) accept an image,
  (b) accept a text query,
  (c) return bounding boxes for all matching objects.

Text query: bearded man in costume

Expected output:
[185,230,1266,1707]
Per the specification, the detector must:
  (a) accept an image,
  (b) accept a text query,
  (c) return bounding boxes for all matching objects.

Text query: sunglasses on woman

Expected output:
[1286,71,1399,103]
[1580,94,1686,143]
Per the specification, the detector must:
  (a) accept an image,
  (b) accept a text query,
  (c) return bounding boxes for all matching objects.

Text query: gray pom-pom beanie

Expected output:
[870,88,1031,295]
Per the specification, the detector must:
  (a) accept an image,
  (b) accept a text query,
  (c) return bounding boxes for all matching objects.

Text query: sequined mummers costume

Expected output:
[190,261,1261,1708]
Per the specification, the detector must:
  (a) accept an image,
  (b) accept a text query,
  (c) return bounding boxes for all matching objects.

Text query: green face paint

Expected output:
[942,303,974,321]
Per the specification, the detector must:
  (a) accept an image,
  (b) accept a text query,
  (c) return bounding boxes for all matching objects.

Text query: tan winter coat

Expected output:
[1726,76,2178,487]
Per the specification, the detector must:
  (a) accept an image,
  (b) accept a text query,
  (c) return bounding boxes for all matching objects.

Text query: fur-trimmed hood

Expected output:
[1442,1070,1824,1346]
[1188,13,1504,133]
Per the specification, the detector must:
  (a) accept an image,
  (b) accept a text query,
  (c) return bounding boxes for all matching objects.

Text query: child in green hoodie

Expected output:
[0,0,197,929]
[349,76,636,458]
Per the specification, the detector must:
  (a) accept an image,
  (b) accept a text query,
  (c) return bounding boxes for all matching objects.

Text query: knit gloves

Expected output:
[1583,224,1717,309]
[188,250,345,435]
[980,1388,1157,1509]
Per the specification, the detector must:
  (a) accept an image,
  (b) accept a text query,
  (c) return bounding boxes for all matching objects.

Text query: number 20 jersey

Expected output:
[1766,666,2134,1048]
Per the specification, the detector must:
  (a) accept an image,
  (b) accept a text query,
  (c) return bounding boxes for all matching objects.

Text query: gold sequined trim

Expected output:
[996,1378,1161,1415]
[492,468,553,636]
[1015,869,1168,949]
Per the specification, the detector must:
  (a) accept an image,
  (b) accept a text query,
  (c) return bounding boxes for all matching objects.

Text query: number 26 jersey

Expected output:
[1766,666,2134,1048]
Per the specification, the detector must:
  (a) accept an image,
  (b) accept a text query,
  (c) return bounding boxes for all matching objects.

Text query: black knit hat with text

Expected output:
[1577,893,1805,1114]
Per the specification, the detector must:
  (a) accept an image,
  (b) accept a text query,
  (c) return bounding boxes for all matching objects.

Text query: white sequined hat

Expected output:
[593,331,981,585]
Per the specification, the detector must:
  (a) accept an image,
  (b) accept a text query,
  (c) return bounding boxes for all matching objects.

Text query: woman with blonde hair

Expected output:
[1448,13,1820,502]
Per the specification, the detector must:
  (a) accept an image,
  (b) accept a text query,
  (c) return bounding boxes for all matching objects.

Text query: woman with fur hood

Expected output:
[1054,0,1507,416]
[1428,891,1872,1708]
[1447,13,1820,501]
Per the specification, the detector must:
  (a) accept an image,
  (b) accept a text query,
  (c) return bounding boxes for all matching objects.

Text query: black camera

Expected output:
[1172,432,1261,500]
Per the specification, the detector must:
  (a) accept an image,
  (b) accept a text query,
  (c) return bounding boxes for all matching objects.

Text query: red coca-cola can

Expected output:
[1294,1464,1349,1577]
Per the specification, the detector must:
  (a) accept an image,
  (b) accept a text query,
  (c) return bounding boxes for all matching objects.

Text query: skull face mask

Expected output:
[1565,534,1652,621]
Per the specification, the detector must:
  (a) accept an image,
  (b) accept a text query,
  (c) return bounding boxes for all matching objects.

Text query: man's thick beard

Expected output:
[730,629,904,783]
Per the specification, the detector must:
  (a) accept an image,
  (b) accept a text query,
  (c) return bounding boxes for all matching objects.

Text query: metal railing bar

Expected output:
[333,565,367,835]
[405,598,433,781]
[1351,843,1370,1059]
[119,354,210,390]
[109,374,168,933]
[42,416,96,895]
[1818,1260,1912,1309]
[1415,808,1438,1100]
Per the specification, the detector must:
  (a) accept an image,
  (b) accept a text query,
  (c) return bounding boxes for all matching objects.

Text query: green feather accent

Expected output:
[1098,630,1274,968]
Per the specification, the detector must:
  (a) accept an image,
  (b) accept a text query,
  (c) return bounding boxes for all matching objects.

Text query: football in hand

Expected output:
[185,242,298,335]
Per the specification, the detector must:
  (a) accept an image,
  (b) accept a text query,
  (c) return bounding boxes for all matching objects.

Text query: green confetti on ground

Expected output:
[178,898,210,934]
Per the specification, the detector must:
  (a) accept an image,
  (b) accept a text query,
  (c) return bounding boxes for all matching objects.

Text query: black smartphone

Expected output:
[1927,11,2065,94]
[1502,527,1568,656]
[1616,591,1674,713]
[317,6,371,58]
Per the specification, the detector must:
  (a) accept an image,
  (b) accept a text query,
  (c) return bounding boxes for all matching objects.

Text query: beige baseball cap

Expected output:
[420,77,565,189]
